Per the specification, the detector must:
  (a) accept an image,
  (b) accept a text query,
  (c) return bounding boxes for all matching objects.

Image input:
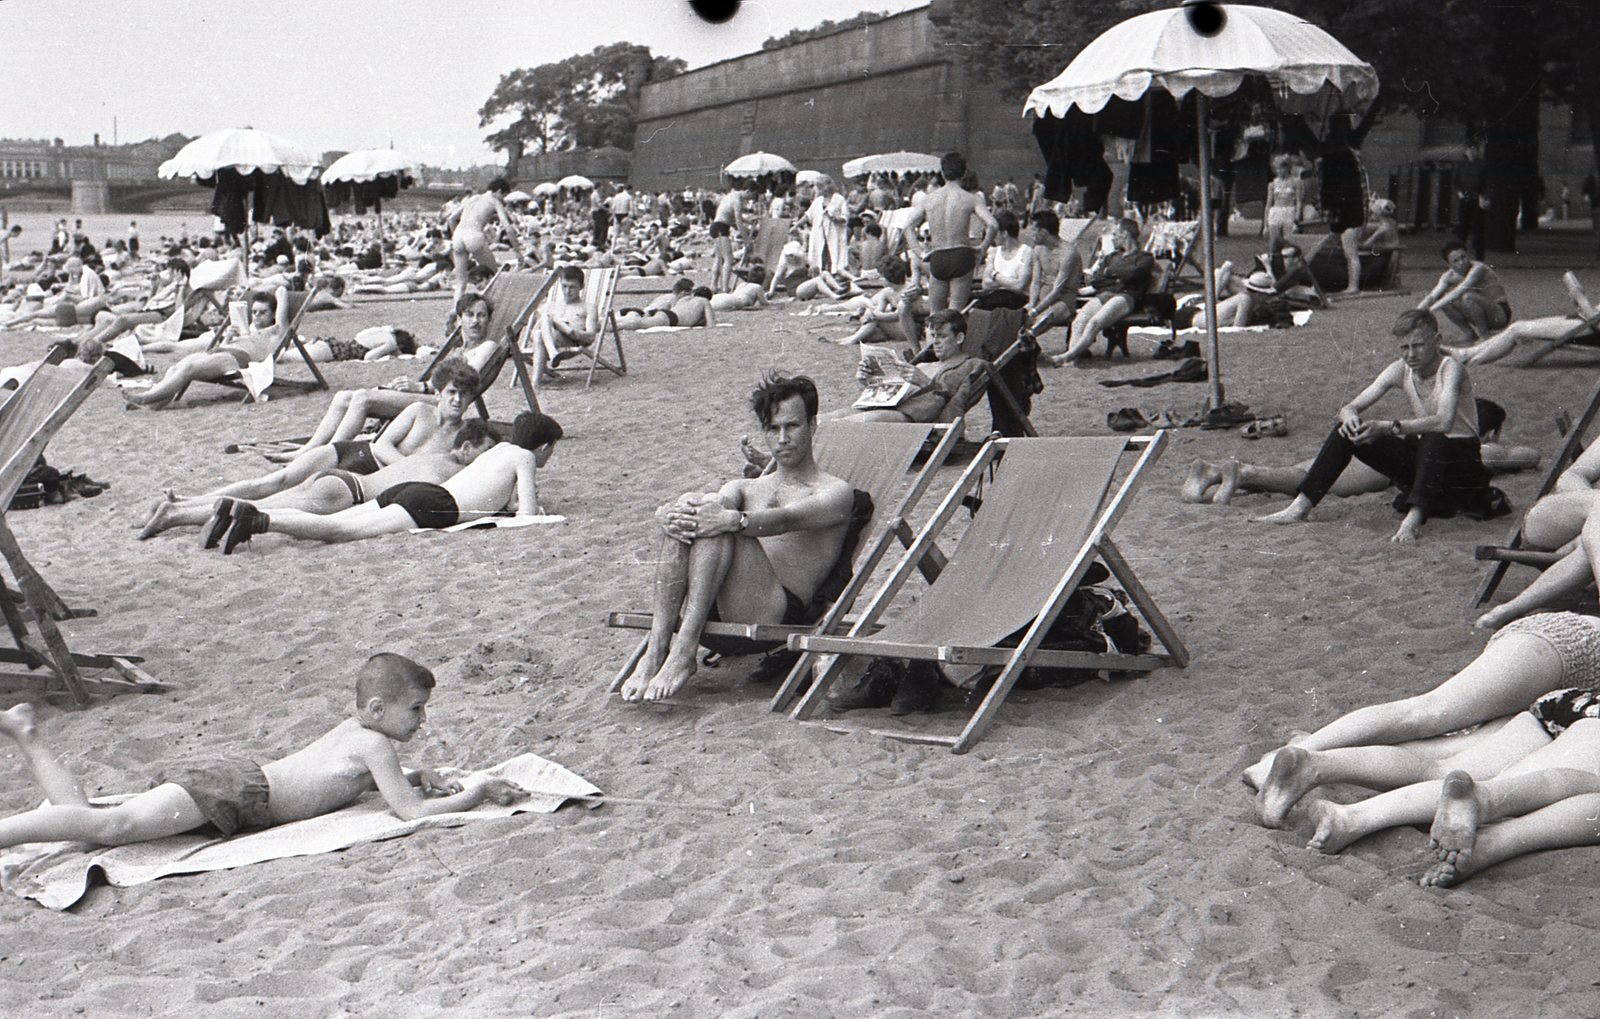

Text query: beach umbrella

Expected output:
[841,151,942,179]
[321,149,418,224]
[558,175,595,190]
[795,169,830,186]
[1024,0,1377,410]
[532,181,560,196]
[723,152,796,179]
[158,126,330,247]
[504,190,533,203]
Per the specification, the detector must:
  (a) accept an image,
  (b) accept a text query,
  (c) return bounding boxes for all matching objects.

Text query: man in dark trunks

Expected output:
[901,152,999,313]
[617,374,857,703]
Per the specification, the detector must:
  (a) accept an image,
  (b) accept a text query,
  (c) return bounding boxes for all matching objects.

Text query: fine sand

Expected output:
[3,242,1600,1017]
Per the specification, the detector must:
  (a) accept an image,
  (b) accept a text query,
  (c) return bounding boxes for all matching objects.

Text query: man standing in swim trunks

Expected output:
[900,152,999,312]
[617,374,856,703]
[711,185,747,294]
[448,178,524,303]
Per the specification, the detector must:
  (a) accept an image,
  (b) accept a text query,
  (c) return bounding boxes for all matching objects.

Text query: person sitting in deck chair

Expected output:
[1048,218,1153,367]
[123,287,288,409]
[824,309,988,425]
[531,266,596,389]
[617,373,857,704]
[217,412,554,552]
[1448,271,1600,366]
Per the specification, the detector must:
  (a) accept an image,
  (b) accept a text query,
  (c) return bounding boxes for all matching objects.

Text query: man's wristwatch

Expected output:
[1391,420,1403,436]
[736,511,750,533]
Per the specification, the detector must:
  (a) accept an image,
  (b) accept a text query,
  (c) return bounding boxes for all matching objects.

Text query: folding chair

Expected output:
[413,269,552,421]
[787,432,1188,753]
[542,267,627,388]
[1473,374,1600,607]
[957,305,1039,438]
[0,355,163,706]
[1103,221,1199,357]
[193,284,329,403]
[606,418,965,696]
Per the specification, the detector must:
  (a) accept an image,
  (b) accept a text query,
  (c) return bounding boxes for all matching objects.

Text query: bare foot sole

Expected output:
[1305,799,1361,854]
[1180,459,1222,504]
[1419,860,1464,888]
[0,702,37,741]
[1473,606,1517,631]
[1251,505,1308,525]
[1426,770,1482,869]
[1257,746,1317,828]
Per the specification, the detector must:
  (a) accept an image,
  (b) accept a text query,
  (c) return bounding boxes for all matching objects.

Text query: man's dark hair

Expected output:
[248,289,277,316]
[452,417,495,449]
[557,265,584,284]
[165,257,190,278]
[430,356,482,395]
[1440,239,1468,260]
[1392,308,1440,337]
[875,255,908,285]
[508,410,564,450]
[864,222,882,238]
[453,292,492,327]
[940,151,967,183]
[1033,209,1059,235]
[994,210,1020,238]
[751,372,819,425]
[672,276,694,293]
[355,652,435,706]
[928,308,968,336]
[487,177,510,194]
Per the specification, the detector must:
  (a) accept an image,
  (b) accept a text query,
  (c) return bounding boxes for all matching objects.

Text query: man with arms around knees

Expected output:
[901,152,999,312]
[618,374,856,703]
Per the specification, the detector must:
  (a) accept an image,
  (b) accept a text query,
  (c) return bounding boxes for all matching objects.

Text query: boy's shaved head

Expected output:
[356,653,435,707]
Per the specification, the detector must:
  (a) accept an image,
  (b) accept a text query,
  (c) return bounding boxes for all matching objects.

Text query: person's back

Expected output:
[924,182,980,251]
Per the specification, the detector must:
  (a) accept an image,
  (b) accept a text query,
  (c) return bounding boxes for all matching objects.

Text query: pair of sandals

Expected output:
[1106,408,1185,432]
[1241,415,1289,440]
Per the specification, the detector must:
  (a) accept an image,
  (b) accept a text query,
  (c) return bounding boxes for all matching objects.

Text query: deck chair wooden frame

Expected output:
[1472,373,1600,607]
[786,432,1188,753]
[605,419,966,696]
[197,284,329,403]
[0,355,162,706]
[413,269,552,422]
[543,267,627,388]
[935,304,1039,440]
[1519,314,1600,367]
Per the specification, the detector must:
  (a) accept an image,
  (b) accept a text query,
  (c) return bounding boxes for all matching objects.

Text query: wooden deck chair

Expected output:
[413,269,551,421]
[959,305,1039,438]
[1101,222,1200,357]
[1519,315,1600,368]
[746,216,788,276]
[606,419,965,695]
[787,432,1188,753]
[543,267,627,388]
[191,285,329,403]
[185,255,248,321]
[1472,374,1600,607]
[0,355,162,706]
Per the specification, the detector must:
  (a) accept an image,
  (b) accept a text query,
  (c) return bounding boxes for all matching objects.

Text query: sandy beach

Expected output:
[2,234,1600,1017]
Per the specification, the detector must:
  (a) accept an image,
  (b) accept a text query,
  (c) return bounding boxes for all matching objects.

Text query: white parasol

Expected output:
[557,175,595,190]
[841,152,942,179]
[321,149,418,184]
[532,181,560,196]
[158,127,322,185]
[723,152,796,178]
[503,190,533,203]
[1024,1,1377,410]
[795,170,830,186]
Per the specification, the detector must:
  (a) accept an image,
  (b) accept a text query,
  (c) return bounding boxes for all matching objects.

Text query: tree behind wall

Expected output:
[479,43,686,178]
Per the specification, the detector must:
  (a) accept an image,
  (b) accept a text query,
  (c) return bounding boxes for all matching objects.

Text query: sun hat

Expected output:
[1245,271,1276,294]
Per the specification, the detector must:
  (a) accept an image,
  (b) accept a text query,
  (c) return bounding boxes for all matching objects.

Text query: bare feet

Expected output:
[642,651,697,702]
[1250,503,1309,525]
[1426,770,1482,871]
[1180,459,1222,504]
[1473,605,1518,631]
[1213,458,1242,505]
[1390,517,1423,543]
[739,435,772,474]
[1256,747,1319,827]
[0,702,37,743]
[1304,799,1362,854]
[617,642,668,703]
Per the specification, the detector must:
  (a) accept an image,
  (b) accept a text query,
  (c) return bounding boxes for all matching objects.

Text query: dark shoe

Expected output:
[829,659,902,712]
[889,661,942,715]
[222,504,266,555]
[202,498,236,550]
[747,650,801,684]
[962,670,999,710]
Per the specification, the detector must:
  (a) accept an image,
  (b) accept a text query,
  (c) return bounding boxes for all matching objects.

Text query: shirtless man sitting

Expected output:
[899,151,998,312]
[447,178,524,303]
[219,412,551,550]
[123,287,289,408]
[617,374,856,703]
[1448,271,1600,367]
[531,266,596,388]
[139,417,500,541]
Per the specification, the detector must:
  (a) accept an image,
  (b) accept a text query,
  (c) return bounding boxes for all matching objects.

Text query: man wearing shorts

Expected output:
[899,152,998,312]
[711,186,746,293]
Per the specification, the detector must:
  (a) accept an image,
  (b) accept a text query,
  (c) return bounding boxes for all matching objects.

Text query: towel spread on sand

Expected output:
[0,752,599,910]
[412,514,567,534]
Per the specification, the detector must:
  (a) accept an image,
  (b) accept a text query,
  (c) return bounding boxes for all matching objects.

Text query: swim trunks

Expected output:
[217,346,253,369]
[1529,687,1600,738]
[311,468,364,504]
[376,481,461,528]
[1488,612,1600,692]
[153,758,273,835]
[663,309,679,327]
[332,439,381,475]
[710,221,732,239]
[927,246,979,282]
[326,337,367,362]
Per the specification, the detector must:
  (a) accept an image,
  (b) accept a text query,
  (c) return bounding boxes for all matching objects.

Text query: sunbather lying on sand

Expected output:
[138,417,503,541]
[123,287,289,408]
[295,325,417,364]
[265,293,503,462]
[1241,612,1600,798]
[1447,271,1600,366]
[613,279,716,330]
[0,653,526,851]
[217,413,551,550]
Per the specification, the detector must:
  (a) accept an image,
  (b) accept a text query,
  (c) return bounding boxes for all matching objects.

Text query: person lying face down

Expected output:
[0,654,527,853]
[214,410,565,550]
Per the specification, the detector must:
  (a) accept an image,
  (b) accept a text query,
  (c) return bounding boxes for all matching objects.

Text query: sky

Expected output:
[0,0,930,168]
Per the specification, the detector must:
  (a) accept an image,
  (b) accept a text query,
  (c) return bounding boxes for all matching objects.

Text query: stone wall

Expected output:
[631,6,1040,191]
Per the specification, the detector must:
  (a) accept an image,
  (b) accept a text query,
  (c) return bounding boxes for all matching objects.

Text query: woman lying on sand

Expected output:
[1253,693,1600,888]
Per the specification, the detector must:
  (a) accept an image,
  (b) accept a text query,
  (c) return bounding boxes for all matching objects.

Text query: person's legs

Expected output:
[1240,631,1566,788]
[1059,295,1133,363]
[125,351,241,407]
[1448,318,1574,366]
[204,445,340,502]
[1257,711,1551,829]
[1250,426,1372,523]
[1475,547,1596,630]
[1522,491,1600,550]
[948,270,974,311]
[1422,790,1600,887]
[255,502,412,544]
[0,703,88,805]
[1339,227,1361,295]
[927,275,951,313]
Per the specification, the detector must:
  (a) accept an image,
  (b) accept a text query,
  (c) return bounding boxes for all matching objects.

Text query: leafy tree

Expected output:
[480,44,685,175]
[762,11,896,50]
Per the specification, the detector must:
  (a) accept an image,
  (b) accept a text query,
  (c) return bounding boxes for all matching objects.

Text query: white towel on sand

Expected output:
[0,753,599,910]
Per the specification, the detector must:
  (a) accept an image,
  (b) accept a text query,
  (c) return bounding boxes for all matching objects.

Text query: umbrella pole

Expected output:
[1195,93,1224,410]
